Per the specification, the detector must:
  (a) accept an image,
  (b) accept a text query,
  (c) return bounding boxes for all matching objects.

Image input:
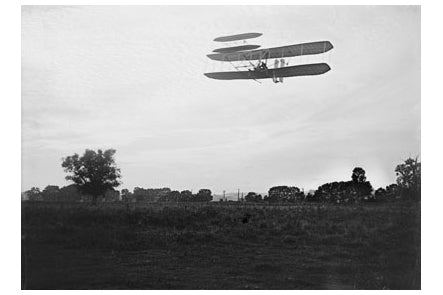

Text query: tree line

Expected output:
[244,159,420,204]
[23,185,213,203]
[22,149,420,204]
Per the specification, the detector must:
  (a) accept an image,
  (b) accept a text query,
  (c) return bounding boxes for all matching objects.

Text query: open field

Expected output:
[21,202,420,289]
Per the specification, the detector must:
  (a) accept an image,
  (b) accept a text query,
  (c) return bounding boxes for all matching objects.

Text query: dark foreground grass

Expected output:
[21,202,420,289]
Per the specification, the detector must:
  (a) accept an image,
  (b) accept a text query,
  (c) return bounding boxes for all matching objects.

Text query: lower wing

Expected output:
[204,63,331,80]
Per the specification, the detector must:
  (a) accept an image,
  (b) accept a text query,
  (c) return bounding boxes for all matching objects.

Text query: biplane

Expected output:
[204,32,333,83]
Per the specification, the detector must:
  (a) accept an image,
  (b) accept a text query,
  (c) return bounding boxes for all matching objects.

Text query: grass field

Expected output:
[21,202,420,289]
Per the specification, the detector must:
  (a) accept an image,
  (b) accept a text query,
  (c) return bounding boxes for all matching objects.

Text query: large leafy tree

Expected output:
[395,156,421,200]
[61,149,121,203]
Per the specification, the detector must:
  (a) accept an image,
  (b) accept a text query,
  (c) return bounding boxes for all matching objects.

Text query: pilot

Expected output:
[256,62,267,71]
[261,62,268,70]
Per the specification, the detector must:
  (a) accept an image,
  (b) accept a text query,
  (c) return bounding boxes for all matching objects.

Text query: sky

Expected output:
[21,5,420,195]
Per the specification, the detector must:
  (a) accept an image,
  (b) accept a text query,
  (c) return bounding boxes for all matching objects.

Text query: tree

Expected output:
[195,189,212,202]
[351,167,373,198]
[374,187,386,198]
[374,185,399,202]
[121,189,133,202]
[133,187,171,202]
[267,186,304,203]
[385,184,400,199]
[167,190,181,202]
[245,192,263,202]
[352,167,367,183]
[61,149,121,204]
[179,190,193,202]
[314,181,358,203]
[103,189,120,202]
[158,190,181,202]
[42,185,60,201]
[59,184,83,202]
[356,181,373,198]
[25,187,42,201]
[313,167,373,204]
[395,157,421,200]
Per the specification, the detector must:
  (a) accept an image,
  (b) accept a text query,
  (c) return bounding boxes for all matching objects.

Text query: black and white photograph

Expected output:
[17,3,424,290]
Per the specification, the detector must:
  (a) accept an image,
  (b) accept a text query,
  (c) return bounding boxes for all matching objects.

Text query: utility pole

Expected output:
[223,190,226,202]
[237,189,240,202]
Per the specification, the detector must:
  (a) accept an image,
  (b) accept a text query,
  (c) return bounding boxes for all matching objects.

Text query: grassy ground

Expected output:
[21,202,420,289]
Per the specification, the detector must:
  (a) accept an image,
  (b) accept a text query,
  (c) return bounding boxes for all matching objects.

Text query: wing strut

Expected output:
[228,61,262,84]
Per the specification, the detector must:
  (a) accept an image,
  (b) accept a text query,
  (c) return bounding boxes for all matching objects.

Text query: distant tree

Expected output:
[385,184,400,199]
[59,184,82,202]
[374,187,386,197]
[305,190,319,202]
[245,192,256,202]
[133,187,150,202]
[395,157,421,200]
[314,181,358,203]
[352,167,367,183]
[25,187,42,201]
[61,149,121,204]
[179,190,193,202]
[168,190,181,202]
[356,181,373,198]
[133,187,171,202]
[41,185,60,201]
[158,190,181,202]
[195,189,212,202]
[374,183,401,202]
[245,192,263,202]
[121,189,133,202]
[267,186,304,203]
[313,167,373,204]
[352,167,373,198]
[103,188,120,202]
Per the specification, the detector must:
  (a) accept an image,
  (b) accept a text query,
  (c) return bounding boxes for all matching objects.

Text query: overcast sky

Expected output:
[21,5,420,194]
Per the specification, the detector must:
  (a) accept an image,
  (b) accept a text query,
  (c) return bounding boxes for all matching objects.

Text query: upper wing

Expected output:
[204,63,331,80]
[214,32,262,42]
[213,45,261,53]
[207,41,333,62]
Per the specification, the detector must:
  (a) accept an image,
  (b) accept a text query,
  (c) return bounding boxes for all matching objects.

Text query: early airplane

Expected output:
[204,32,333,83]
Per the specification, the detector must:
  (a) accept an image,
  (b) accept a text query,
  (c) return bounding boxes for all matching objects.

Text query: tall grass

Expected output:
[22,202,420,289]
